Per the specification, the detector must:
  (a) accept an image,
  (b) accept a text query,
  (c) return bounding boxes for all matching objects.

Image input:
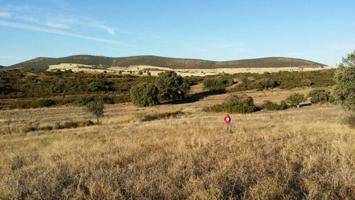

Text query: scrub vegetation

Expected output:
[0,52,354,199]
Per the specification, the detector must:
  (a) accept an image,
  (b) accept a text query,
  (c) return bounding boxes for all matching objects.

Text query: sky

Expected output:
[0,0,354,66]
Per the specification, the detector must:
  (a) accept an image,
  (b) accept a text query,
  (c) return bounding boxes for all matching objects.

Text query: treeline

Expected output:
[0,68,336,109]
[204,89,334,113]
[0,70,155,99]
[0,70,156,109]
[231,69,335,91]
[202,69,335,91]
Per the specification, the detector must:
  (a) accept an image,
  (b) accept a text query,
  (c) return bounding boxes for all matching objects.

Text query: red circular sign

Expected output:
[224,114,231,124]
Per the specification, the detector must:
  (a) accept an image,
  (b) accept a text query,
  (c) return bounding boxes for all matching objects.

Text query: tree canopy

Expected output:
[334,51,355,111]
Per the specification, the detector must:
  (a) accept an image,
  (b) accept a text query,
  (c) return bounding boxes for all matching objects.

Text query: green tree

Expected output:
[130,83,160,107]
[286,93,305,108]
[88,79,115,92]
[334,51,355,111]
[308,89,330,104]
[256,78,280,90]
[155,71,190,101]
[262,100,288,111]
[86,98,105,124]
[205,95,259,113]
[203,75,234,90]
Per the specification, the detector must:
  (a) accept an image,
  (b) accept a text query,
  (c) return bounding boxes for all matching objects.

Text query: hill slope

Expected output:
[8,55,326,71]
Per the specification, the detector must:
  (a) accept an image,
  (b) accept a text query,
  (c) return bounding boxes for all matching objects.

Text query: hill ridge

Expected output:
[8,55,326,71]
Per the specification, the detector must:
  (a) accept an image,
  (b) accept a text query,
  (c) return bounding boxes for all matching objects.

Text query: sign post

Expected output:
[224,114,232,133]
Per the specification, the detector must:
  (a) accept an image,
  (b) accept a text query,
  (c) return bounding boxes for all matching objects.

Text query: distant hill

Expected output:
[0,65,5,70]
[8,55,326,71]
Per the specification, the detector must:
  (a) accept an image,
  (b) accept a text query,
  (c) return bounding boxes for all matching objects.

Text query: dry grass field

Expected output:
[0,86,354,199]
[47,63,330,77]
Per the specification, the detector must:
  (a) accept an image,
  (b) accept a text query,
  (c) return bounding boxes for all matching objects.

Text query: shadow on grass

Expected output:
[162,89,226,105]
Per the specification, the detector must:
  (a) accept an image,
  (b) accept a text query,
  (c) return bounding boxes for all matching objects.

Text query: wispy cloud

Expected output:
[0,20,122,45]
[0,4,117,36]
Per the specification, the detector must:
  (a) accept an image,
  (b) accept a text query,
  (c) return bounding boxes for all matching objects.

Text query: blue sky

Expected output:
[0,0,354,66]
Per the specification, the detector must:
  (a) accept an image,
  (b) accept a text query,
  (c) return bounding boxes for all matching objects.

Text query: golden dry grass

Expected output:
[48,63,330,77]
[0,88,354,199]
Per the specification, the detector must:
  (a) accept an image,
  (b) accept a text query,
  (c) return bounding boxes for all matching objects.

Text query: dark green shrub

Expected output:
[102,96,115,104]
[301,79,313,87]
[262,100,288,111]
[39,126,53,131]
[74,95,115,106]
[78,120,95,127]
[88,79,115,92]
[130,83,160,107]
[232,76,256,91]
[334,51,355,111]
[286,93,305,108]
[31,99,57,108]
[61,121,79,129]
[75,96,95,106]
[204,95,259,113]
[328,94,336,104]
[203,75,234,90]
[186,76,203,86]
[86,98,105,124]
[308,89,331,103]
[256,78,280,90]
[229,69,335,92]
[155,71,190,100]
[137,111,185,122]
[53,120,93,129]
[22,124,39,133]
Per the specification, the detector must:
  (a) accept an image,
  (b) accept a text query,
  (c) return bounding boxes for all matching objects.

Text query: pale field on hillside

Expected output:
[0,86,354,199]
[48,63,330,76]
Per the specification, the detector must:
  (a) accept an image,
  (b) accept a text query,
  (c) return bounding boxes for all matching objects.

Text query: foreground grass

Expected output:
[0,105,354,199]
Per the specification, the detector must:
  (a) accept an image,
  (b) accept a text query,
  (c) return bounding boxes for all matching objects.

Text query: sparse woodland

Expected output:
[0,53,354,199]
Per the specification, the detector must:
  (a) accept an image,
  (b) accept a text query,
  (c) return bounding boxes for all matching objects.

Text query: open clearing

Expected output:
[0,86,354,199]
[48,63,330,76]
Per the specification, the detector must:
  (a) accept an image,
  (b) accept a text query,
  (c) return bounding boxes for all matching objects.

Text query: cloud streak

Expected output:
[0,5,117,36]
[0,20,122,45]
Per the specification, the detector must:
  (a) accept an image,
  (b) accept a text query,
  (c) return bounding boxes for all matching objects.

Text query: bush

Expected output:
[204,95,259,113]
[308,89,331,104]
[102,96,115,104]
[88,79,115,92]
[31,99,57,108]
[130,83,160,107]
[155,71,190,101]
[61,122,79,129]
[256,78,280,90]
[203,75,234,90]
[136,111,185,122]
[334,51,355,111]
[54,120,93,129]
[186,76,203,86]
[262,100,288,111]
[75,96,95,106]
[86,98,105,124]
[286,93,305,108]
[301,79,313,87]
[229,70,335,92]
[75,95,115,106]
[231,76,256,91]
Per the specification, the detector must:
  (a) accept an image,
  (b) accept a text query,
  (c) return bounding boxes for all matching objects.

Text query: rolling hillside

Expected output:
[8,55,326,71]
